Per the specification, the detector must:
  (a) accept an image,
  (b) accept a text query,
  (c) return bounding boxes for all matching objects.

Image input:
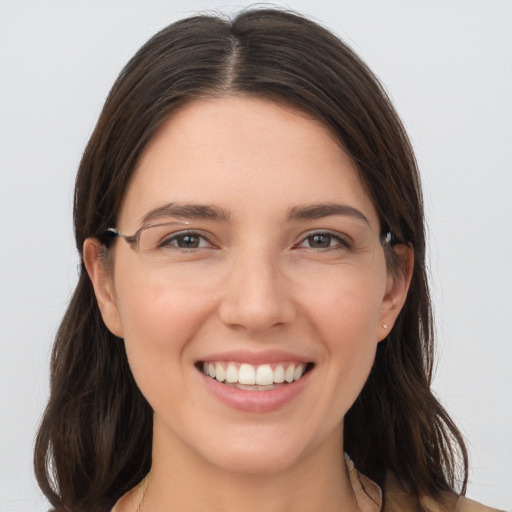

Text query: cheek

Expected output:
[112,270,213,388]
[302,264,386,344]
[299,267,386,403]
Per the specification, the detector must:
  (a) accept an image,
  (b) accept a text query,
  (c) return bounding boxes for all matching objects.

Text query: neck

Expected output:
[138,422,358,512]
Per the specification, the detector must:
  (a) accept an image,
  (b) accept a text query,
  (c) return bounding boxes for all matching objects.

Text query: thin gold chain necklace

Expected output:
[134,459,378,511]
[135,475,150,512]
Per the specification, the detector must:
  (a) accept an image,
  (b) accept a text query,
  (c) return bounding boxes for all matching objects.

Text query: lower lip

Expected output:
[198,368,312,413]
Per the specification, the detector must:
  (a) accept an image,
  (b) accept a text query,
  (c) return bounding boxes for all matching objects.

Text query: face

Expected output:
[86,96,408,476]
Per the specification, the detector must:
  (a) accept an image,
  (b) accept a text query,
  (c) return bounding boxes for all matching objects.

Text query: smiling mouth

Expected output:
[198,361,313,391]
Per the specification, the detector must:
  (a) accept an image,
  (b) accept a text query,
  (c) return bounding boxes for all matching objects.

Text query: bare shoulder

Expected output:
[422,492,505,512]
[383,474,504,512]
[386,491,504,512]
[452,495,505,512]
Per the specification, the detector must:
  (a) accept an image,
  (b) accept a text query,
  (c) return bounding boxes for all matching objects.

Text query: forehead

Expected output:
[119,96,379,231]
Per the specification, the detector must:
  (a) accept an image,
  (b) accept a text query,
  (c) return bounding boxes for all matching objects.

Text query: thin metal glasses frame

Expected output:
[105,223,399,251]
[105,222,181,251]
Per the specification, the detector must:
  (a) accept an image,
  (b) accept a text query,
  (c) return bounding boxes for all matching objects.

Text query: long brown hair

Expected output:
[35,8,468,511]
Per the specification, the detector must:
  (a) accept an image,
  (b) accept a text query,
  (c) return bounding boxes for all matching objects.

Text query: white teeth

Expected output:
[225,363,238,383]
[238,364,256,385]
[202,361,308,387]
[235,383,281,391]
[294,364,305,381]
[255,364,274,385]
[215,363,226,382]
[274,364,285,383]
[284,365,295,383]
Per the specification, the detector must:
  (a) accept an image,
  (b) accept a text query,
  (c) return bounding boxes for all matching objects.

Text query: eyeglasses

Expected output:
[106,222,214,254]
[105,221,400,258]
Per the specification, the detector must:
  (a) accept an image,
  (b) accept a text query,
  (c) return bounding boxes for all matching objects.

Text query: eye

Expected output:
[296,232,351,250]
[159,231,212,250]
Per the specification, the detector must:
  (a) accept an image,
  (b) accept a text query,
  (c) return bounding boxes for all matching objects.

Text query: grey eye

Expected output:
[296,231,351,251]
[159,232,211,249]
[173,234,202,248]
[306,234,333,248]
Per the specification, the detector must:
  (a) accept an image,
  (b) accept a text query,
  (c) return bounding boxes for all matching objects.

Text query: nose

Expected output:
[217,250,296,333]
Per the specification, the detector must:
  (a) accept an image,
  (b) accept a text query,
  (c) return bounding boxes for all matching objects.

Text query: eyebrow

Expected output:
[141,202,231,225]
[286,202,370,225]
[139,201,369,227]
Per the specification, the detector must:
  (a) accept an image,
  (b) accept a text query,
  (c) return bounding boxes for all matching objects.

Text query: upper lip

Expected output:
[198,349,313,365]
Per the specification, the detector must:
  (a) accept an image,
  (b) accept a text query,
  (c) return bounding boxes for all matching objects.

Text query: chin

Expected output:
[204,442,305,475]
[193,421,337,476]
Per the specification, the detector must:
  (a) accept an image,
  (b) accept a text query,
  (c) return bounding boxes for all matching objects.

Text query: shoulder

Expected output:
[383,473,504,512]
[422,495,504,512]
[447,496,504,512]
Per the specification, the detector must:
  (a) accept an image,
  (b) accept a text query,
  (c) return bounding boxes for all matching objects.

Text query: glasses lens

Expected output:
[138,224,175,253]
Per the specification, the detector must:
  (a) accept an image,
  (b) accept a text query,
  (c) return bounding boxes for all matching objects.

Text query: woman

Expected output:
[34,8,500,512]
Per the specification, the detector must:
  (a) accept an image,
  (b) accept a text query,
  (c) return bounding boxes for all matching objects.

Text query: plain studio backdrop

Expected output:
[1,1,511,510]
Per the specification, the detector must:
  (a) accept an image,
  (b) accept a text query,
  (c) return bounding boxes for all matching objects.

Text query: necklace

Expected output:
[133,458,380,511]
[135,475,150,512]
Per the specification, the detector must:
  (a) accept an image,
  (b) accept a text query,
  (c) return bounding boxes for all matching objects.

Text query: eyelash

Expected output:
[158,231,214,250]
[157,230,352,252]
[294,231,353,251]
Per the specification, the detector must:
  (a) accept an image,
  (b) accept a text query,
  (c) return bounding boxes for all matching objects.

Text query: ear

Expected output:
[83,238,124,338]
[377,243,414,342]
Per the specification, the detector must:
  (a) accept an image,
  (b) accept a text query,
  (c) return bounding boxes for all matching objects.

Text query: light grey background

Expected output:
[1,1,511,510]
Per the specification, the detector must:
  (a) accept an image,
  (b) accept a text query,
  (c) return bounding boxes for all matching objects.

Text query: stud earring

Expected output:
[382,323,389,329]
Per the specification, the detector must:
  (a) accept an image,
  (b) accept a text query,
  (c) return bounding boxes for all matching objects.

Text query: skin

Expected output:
[84,96,412,512]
